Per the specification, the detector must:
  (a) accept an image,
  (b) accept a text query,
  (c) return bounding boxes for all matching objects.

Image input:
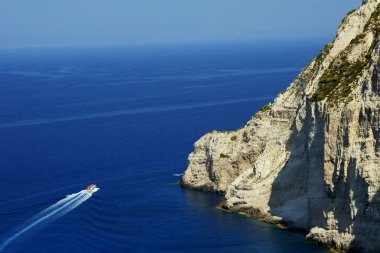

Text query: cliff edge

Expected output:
[181,0,380,251]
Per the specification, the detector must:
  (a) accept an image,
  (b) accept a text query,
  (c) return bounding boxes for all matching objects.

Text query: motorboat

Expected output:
[85,184,98,192]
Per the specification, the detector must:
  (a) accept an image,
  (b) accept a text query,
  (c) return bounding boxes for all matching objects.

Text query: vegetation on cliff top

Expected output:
[310,58,367,103]
[309,4,380,103]
[253,103,272,120]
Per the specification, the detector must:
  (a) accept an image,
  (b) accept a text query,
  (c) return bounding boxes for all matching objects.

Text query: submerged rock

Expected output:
[181,0,380,251]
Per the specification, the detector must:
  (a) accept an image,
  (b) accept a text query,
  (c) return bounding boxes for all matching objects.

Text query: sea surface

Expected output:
[0,41,330,253]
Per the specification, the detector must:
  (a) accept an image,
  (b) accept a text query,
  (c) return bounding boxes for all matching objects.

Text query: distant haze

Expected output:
[0,0,361,48]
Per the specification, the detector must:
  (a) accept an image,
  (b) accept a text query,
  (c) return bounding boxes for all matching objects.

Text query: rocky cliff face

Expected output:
[181,0,380,251]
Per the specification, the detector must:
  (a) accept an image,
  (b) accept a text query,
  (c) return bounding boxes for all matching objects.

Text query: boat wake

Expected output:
[0,187,99,252]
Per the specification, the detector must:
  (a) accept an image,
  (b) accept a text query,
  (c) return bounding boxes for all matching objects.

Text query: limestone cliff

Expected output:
[181,0,380,251]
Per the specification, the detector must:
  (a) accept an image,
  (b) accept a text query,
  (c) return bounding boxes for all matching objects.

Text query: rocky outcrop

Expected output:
[181,0,380,252]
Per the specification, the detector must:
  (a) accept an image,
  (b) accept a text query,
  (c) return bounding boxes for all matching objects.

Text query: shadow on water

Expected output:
[180,187,329,253]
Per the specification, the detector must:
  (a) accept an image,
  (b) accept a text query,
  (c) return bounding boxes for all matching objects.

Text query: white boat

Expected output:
[85,184,98,193]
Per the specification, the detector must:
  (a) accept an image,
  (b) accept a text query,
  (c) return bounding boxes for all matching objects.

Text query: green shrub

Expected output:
[260,104,271,112]
[314,44,333,67]
[220,153,230,158]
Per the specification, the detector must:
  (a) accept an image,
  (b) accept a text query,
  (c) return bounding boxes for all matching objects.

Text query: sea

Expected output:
[0,41,330,253]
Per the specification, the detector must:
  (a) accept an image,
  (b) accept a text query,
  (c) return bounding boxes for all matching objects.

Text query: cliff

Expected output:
[181,0,380,251]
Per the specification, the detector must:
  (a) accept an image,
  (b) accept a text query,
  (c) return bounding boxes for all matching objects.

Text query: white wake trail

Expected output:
[0,188,98,252]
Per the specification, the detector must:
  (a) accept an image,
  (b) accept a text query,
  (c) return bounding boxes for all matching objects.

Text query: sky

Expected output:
[0,0,361,48]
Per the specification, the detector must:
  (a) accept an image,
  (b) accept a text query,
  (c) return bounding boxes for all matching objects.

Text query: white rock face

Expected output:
[181,1,380,252]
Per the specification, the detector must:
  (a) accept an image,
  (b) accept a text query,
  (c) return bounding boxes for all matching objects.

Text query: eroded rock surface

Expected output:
[181,0,380,251]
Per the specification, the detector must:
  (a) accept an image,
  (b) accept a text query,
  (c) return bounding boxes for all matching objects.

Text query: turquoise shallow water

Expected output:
[0,42,330,252]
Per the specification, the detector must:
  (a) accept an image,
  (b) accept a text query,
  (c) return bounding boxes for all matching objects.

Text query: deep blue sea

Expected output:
[0,41,330,253]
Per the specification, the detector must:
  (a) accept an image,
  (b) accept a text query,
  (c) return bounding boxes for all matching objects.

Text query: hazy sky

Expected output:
[0,0,361,48]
